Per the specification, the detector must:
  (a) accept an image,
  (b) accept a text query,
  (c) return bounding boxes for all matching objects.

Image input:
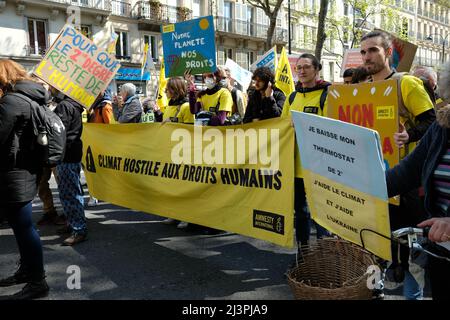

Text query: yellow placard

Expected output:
[82,118,295,247]
[327,80,400,205]
[303,170,391,261]
[162,24,175,33]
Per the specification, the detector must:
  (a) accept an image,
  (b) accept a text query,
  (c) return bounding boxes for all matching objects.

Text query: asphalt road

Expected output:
[0,173,430,300]
[0,174,297,300]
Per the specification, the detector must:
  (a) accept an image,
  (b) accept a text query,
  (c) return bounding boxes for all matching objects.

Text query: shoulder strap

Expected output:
[214,89,225,114]
[8,92,33,104]
[173,104,183,119]
[319,86,329,111]
[288,92,297,106]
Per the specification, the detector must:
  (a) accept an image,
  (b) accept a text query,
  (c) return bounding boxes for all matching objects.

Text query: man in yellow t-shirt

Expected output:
[360,30,435,300]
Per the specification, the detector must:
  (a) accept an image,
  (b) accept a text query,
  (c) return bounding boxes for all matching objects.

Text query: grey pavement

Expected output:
[0,173,430,300]
[0,173,297,300]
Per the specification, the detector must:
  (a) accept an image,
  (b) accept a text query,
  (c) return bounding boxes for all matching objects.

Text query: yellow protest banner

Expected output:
[275,47,295,97]
[292,112,391,260]
[326,80,400,205]
[156,58,168,112]
[34,25,120,109]
[82,118,295,247]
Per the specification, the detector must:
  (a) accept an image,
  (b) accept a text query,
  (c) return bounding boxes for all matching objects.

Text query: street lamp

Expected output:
[426,33,449,64]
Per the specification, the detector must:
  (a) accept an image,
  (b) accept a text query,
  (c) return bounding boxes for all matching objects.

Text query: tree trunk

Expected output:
[315,0,329,60]
[266,17,277,51]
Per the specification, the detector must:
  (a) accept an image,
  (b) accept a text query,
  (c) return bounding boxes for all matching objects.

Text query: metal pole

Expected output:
[288,0,291,54]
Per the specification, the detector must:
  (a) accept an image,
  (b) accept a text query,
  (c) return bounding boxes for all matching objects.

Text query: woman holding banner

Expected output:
[154,77,194,124]
[386,62,450,300]
[159,77,194,229]
[281,53,331,250]
[186,66,233,126]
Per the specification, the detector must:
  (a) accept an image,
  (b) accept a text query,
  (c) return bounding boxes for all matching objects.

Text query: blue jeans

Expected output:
[403,270,423,300]
[294,178,330,245]
[2,201,44,278]
[57,163,86,233]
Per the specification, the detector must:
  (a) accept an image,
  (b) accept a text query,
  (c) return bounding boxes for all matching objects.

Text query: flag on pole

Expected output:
[156,58,168,112]
[275,47,295,97]
[94,23,118,55]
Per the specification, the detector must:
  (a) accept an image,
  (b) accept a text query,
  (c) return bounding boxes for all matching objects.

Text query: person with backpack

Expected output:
[360,30,436,300]
[51,87,88,246]
[34,80,64,226]
[281,53,331,249]
[243,66,285,123]
[0,59,49,299]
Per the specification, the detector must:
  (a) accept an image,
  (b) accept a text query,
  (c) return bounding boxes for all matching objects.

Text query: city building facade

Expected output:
[0,0,447,97]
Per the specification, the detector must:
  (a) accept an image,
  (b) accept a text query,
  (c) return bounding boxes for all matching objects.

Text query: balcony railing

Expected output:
[111,0,131,17]
[24,45,48,57]
[46,0,111,11]
[215,17,287,43]
[133,1,192,23]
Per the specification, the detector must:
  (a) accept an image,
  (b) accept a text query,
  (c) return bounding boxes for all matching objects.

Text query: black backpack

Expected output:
[9,93,66,167]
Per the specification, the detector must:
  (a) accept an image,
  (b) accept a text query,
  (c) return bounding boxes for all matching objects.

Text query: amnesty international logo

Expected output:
[85,146,96,173]
[253,210,285,235]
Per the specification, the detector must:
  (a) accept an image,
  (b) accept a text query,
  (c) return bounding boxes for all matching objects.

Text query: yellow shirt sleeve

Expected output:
[401,75,434,117]
[179,102,194,124]
[218,89,233,113]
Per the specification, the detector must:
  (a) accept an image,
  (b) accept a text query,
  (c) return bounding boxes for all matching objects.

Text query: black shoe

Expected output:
[5,279,49,300]
[0,263,31,287]
[56,225,72,235]
[37,211,58,226]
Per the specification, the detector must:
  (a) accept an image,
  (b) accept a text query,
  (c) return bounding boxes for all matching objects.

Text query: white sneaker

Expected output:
[162,218,177,225]
[87,197,98,207]
[177,221,189,229]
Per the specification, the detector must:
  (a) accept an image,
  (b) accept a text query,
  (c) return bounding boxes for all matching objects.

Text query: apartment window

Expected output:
[80,25,92,39]
[236,51,252,70]
[115,31,129,59]
[72,0,89,6]
[217,47,233,65]
[224,1,232,32]
[236,3,250,35]
[192,0,201,18]
[27,18,47,55]
[143,34,159,63]
[249,52,255,65]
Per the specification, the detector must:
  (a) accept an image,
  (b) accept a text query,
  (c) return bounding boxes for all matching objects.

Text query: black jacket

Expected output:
[0,80,48,203]
[243,87,286,123]
[386,121,449,218]
[54,97,84,163]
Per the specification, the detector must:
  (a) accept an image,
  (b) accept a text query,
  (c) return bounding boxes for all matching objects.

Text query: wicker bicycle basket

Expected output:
[286,238,378,300]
